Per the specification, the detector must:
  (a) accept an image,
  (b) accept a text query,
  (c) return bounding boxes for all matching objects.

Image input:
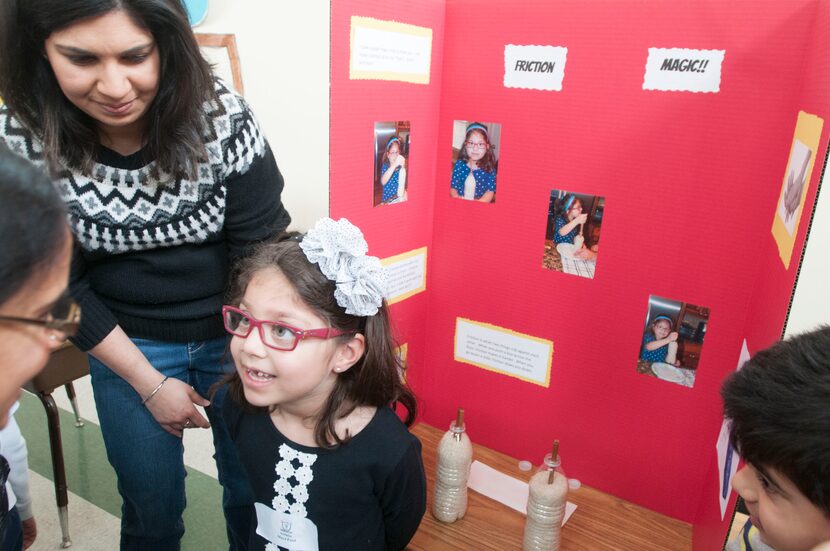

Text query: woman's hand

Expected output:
[575,213,588,225]
[394,155,406,168]
[143,377,211,438]
[668,332,679,342]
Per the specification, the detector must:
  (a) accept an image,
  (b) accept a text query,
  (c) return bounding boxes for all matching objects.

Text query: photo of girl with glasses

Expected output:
[219,218,426,551]
[450,121,499,203]
[378,135,407,205]
[0,146,74,549]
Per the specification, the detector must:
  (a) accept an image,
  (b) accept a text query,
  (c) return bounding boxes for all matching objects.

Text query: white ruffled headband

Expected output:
[299,217,387,317]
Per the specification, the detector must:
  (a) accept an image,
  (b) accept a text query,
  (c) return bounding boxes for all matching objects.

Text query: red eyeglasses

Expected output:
[222,305,352,351]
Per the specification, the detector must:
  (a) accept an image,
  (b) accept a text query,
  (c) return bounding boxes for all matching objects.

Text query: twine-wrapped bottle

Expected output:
[523,441,568,551]
[432,408,473,523]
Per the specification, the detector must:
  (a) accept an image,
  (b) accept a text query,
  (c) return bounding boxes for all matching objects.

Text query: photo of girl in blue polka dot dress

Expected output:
[641,315,680,365]
[373,121,409,206]
[542,190,604,279]
[379,137,407,204]
[450,121,499,203]
[636,296,710,388]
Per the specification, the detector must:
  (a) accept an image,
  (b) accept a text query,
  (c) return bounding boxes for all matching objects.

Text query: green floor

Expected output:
[17,391,228,550]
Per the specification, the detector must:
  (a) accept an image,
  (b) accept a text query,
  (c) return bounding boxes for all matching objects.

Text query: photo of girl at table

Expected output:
[636,296,710,388]
[373,121,409,206]
[542,190,604,279]
[640,315,679,366]
[450,121,499,203]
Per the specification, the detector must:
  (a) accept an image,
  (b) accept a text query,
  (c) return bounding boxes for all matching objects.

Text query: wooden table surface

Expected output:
[408,423,692,551]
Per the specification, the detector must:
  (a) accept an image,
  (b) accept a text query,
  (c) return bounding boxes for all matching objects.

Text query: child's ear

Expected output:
[333,333,366,373]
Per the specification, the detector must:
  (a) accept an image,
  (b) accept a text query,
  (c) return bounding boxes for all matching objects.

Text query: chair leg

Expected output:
[38,392,73,548]
[64,383,84,428]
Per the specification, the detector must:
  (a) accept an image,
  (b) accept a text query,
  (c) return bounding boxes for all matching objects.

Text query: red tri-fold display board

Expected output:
[329,1,830,549]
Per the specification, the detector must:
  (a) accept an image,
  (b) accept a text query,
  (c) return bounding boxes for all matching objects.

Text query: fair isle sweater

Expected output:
[0,79,290,350]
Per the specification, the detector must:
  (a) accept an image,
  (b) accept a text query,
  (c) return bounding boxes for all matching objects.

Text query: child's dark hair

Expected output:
[223,232,417,448]
[457,122,497,173]
[557,194,582,220]
[721,326,830,516]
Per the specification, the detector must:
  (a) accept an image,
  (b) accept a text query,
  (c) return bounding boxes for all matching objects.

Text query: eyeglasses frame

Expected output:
[464,141,488,150]
[221,305,353,351]
[0,300,81,338]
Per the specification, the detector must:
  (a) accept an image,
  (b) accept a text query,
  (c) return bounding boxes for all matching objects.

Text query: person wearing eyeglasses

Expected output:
[450,122,497,203]
[0,146,74,550]
[379,136,407,205]
[220,219,426,551]
[0,1,290,548]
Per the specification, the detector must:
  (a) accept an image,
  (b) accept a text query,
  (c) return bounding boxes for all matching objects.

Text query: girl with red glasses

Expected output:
[220,218,425,551]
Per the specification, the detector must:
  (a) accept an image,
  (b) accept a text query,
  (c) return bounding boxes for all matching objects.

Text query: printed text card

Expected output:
[504,44,567,91]
[454,318,553,387]
[381,247,427,304]
[643,48,725,93]
[349,16,432,84]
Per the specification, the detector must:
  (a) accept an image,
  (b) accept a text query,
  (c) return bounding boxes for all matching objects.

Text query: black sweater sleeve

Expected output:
[224,141,291,264]
[69,244,118,352]
[380,436,427,550]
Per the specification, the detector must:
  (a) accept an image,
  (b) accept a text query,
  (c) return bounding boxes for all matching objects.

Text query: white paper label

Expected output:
[643,48,725,93]
[382,247,427,304]
[255,503,319,551]
[350,17,432,84]
[503,44,568,91]
[454,318,552,386]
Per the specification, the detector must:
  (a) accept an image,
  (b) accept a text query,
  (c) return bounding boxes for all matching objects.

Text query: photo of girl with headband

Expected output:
[450,121,499,203]
[637,296,710,388]
[374,122,410,207]
[542,189,604,279]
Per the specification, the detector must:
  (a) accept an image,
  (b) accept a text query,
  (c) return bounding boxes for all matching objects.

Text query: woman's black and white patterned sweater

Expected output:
[0,79,291,350]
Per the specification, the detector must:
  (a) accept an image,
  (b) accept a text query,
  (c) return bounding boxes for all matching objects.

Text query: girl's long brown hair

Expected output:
[222,232,417,448]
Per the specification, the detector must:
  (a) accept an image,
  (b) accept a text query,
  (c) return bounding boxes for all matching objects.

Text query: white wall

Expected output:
[196,0,330,231]
[786,157,830,336]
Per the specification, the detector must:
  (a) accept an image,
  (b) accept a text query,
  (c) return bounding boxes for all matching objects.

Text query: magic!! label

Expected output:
[643,47,726,92]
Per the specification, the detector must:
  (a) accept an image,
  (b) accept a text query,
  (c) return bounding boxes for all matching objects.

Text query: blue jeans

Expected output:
[89,336,254,551]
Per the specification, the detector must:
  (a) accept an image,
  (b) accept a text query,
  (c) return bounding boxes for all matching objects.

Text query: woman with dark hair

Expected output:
[0,0,291,548]
[0,146,74,550]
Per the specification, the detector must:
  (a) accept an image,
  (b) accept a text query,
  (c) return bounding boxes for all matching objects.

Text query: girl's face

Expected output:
[464,130,489,162]
[229,268,345,413]
[732,462,830,551]
[387,144,400,165]
[652,319,672,339]
[0,234,71,428]
[44,9,160,141]
[567,199,584,220]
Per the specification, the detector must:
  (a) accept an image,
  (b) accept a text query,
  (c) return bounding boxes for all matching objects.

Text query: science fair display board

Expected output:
[328,1,830,549]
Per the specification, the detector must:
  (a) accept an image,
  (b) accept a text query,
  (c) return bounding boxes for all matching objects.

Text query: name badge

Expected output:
[255,502,319,551]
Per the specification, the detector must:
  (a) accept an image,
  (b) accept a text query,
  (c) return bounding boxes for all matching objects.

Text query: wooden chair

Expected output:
[23,342,88,549]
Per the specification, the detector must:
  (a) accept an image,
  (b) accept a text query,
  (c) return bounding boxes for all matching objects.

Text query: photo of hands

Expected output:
[374,121,410,207]
[542,189,604,279]
[636,295,710,388]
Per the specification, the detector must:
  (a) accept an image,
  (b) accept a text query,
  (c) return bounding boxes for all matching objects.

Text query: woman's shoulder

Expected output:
[0,106,41,161]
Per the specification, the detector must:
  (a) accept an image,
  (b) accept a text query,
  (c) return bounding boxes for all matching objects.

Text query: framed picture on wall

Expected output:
[195,33,244,95]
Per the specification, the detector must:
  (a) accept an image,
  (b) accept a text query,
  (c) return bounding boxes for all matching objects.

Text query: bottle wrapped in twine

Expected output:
[432,408,473,523]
